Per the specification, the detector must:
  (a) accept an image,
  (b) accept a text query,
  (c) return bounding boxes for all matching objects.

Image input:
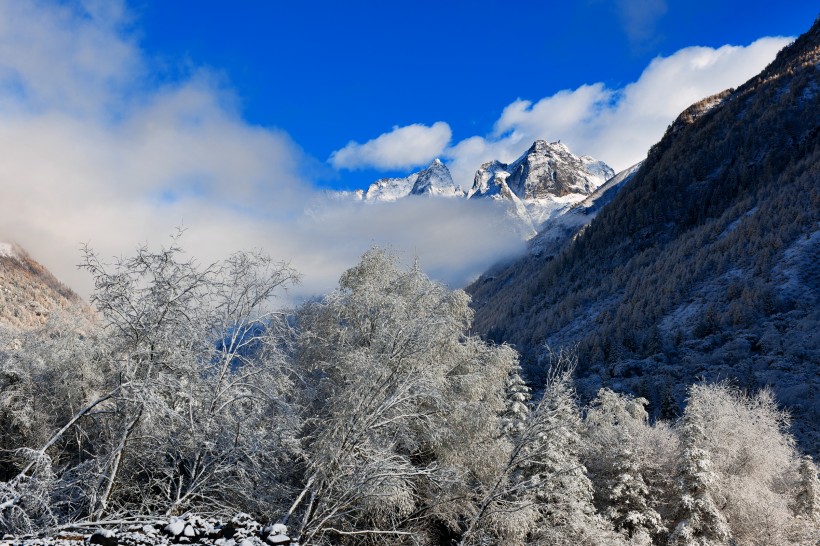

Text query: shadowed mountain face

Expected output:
[468,18,820,453]
[0,243,87,332]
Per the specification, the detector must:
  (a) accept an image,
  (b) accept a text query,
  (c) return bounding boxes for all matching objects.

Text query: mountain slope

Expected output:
[468,18,820,452]
[527,161,643,258]
[0,242,87,332]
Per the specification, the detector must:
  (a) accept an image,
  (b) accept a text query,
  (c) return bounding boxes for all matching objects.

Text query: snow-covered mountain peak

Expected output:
[465,140,615,228]
[410,158,462,197]
[344,140,622,237]
[531,139,567,153]
[470,140,614,202]
[361,159,462,202]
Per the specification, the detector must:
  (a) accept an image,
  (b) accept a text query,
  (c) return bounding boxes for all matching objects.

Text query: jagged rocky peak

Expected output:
[363,158,462,202]
[410,158,462,197]
[469,140,614,201]
[362,172,418,202]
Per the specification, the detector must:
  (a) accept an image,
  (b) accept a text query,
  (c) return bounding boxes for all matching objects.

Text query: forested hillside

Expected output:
[469,18,820,453]
[0,243,88,333]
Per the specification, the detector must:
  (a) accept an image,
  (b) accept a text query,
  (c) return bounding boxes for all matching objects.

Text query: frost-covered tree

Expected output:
[502,365,532,436]
[0,314,112,534]
[78,238,301,519]
[606,455,663,545]
[0,236,301,534]
[458,351,584,546]
[667,443,730,546]
[290,249,520,545]
[583,389,668,545]
[669,383,814,546]
[521,352,619,546]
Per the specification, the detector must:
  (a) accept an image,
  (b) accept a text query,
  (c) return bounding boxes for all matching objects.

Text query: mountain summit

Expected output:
[410,158,463,197]
[467,140,615,229]
[469,140,613,201]
[350,141,616,234]
[361,158,464,202]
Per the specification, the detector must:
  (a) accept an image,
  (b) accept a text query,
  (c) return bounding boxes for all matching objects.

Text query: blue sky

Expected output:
[0,1,815,299]
[134,1,818,189]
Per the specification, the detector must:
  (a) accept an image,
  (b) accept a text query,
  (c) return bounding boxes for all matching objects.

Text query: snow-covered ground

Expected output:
[3,514,296,546]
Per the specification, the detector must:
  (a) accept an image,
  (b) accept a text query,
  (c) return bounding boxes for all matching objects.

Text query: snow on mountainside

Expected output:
[0,242,16,258]
[468,140,615,228]
[362,172,418,202]
[469,140,613,200]
[361,158,464,202]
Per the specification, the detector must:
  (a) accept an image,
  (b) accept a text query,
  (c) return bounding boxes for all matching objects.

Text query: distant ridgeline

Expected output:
[468,17,820,454]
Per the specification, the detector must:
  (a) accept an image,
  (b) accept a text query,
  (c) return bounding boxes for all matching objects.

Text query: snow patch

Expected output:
[776,222,820,304]
[0,242,17,259]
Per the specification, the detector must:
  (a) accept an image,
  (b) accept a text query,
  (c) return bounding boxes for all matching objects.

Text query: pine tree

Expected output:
[668,399,731,546]
[668,445,730,546]
[525,353,615,545]
[606,452,664,544]
[583,388,667,545]
[502,366,531,436]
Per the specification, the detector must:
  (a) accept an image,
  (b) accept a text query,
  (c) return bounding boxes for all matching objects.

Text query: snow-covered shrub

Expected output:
[291,248,522,545]
[669,383,815,545]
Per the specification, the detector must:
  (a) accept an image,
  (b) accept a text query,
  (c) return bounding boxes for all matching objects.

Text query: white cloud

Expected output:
[329,122,452,170]
[443,36,792,185]
[0,2,518,303]
[294,196,526,293]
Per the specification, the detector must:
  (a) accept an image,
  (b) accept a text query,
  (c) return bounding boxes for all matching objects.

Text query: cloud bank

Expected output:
[0,2,520,302]
[329,122,452,170]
